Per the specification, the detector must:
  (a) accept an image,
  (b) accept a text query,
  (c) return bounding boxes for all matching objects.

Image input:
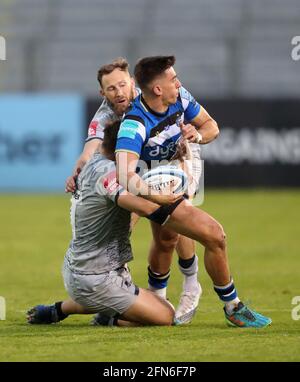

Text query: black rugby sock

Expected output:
[55,301,69,321]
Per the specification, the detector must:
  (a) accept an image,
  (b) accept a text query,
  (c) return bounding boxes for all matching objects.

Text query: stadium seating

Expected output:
[0,0,299,97]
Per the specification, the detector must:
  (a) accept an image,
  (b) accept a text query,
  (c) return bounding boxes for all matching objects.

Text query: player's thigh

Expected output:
[167,200,225,247]
[121,288,174,326]
[63,265,138,316]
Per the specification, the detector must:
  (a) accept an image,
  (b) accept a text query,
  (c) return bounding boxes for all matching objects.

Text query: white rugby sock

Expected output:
[148,285,167,299]
[183,274,200,293]
[214,279,240,315]
[178,255,200,292]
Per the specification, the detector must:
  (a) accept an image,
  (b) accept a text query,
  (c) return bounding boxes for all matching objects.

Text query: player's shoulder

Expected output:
[129,94,143,111]
[179,86,194,101]
[117,100,147,142]
[86,154,120,198]
[93,98,116,120]
[85,154,116,187]
[122,95,146,124]
[91,153,115,171]
[178,86,200,114]
[87,99,118,139]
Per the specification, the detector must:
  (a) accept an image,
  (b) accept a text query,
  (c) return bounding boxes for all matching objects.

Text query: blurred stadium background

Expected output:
[1,0,300,190]
[0,0,300,362]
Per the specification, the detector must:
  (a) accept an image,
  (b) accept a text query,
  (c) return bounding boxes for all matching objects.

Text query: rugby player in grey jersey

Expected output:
[28,122,179,326]
[27,121,271,328]
[65,58,206,324]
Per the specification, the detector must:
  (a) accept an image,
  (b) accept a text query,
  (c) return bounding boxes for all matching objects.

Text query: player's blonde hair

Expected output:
[97,57,129,87]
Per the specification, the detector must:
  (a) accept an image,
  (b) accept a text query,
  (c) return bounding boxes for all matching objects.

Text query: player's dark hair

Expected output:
[102,120,121,156]
[97,57,129,87]
[134,55,176,91]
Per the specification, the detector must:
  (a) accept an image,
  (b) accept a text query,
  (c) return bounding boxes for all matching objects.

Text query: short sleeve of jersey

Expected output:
[95,162,124,203]
[115,117,146,157]
[86,112,112,142]
[86,99,117,142]
[180,86,201,122]
[86,116,106,141]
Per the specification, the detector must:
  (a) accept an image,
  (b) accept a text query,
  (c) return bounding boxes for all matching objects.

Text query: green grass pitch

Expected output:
[0,190,299,362]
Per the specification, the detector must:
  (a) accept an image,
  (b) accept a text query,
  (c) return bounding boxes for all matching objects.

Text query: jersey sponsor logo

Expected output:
[103,170,121,194]
[88,120,98,136]
[147,138,181,159]
[118,120,139,139]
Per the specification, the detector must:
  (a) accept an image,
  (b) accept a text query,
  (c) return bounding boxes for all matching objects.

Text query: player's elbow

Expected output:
[211,120,219,140]
[201,120,219,144]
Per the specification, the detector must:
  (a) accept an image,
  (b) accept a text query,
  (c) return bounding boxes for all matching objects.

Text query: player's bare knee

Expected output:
[160,308,174,326]
[217,225,226,250]
[164,314,174,326]
[159,232,179,251]
[205,223,226,251]
[154,298,175,326]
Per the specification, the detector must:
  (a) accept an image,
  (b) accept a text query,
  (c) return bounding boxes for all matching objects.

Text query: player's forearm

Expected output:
[119,171,150,197]
[197,119,219,144]
[118,192,159,216]
[72,140,101,175]
[72,155,87,176]
[116,152,151,197]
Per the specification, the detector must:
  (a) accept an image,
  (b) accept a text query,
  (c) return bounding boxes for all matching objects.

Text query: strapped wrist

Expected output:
[196,132,203,144]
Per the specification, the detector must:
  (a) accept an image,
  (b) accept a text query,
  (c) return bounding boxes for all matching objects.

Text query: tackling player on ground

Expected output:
[28,123,177,327]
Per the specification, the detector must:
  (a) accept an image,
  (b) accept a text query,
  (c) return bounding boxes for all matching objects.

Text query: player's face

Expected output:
[101,69,135,115]
[159,67,181,105]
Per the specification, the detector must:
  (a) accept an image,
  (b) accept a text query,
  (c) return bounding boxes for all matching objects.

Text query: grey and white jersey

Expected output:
[86,88,142,142]
[86,98,117,142]
[65,153,133,275]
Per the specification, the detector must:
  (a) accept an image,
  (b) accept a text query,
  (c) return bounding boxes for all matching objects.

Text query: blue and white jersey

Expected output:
[115,87,201,162]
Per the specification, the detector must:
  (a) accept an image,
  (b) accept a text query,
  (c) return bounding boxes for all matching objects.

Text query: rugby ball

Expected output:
[142,165,187,194]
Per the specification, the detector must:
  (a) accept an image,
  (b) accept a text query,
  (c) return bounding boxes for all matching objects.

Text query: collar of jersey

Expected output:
[140,95,169,118]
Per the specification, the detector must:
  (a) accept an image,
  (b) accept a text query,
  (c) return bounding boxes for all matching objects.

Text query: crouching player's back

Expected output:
[67,152,132,276]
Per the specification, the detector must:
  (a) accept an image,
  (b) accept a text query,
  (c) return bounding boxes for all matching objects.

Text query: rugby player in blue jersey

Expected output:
[115,55,272,328]
[65,58,205,324]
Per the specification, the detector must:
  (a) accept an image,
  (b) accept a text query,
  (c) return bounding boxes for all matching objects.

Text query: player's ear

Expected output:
[100,88,105,97]
[153,84,162,96]
[130,77,135,88]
